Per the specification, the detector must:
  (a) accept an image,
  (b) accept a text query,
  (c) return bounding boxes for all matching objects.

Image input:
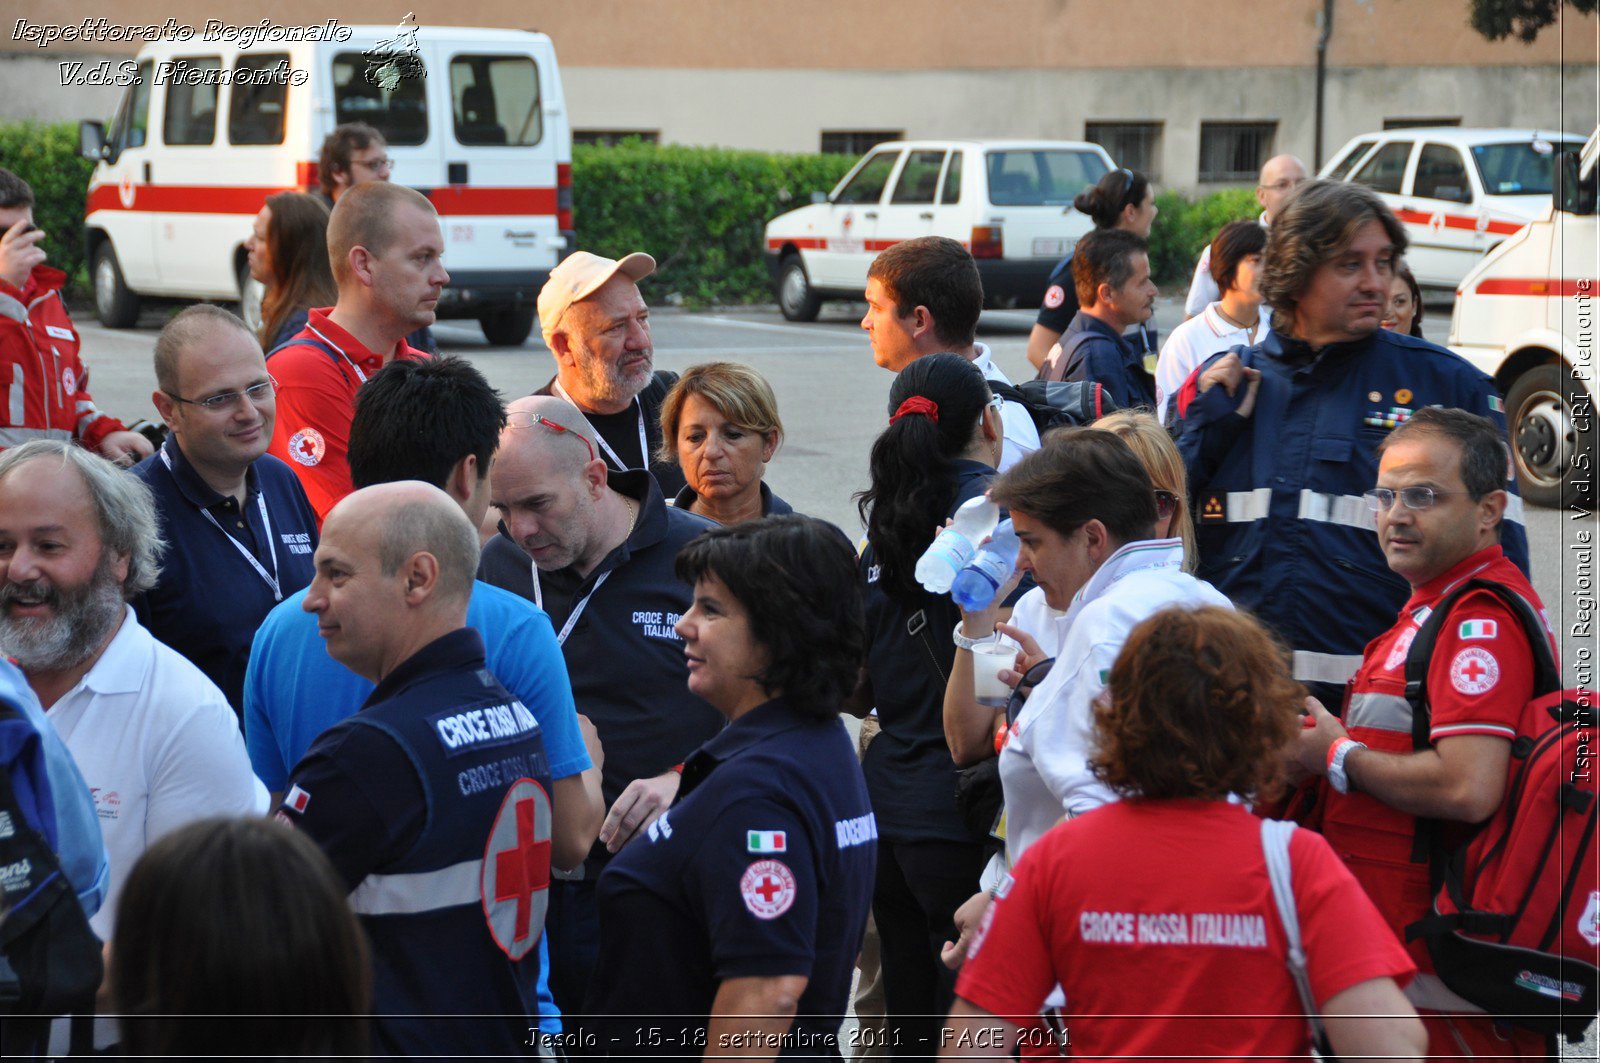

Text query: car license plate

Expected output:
[1033,237,1067,257]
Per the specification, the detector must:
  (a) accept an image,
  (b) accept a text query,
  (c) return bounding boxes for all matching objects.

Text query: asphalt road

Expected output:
[77,294,1599,679]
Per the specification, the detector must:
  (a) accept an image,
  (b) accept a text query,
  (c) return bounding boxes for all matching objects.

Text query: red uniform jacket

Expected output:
[0,265,125,451]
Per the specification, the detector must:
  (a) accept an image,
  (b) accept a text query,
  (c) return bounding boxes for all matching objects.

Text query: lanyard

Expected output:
[531,565,611,646]
[306,324,371,385]
[161,450,282,601]
[551,381,647,473]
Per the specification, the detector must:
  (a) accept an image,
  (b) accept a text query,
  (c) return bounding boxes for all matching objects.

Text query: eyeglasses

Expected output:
[165,378,276,412]
[1363,486,1468,512]
[1154,489,1178,520]
[506,411,596,463]
[1260,177,1307,194]
[353,156,395,172]
[987,393,1006,414]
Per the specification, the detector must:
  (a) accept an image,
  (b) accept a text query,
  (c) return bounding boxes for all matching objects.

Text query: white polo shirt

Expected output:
[1153,302,1268,425]
[45,606,268,938]
[1183,213,1270,318]
[970,342,1041,472]
[998,539,1231,865]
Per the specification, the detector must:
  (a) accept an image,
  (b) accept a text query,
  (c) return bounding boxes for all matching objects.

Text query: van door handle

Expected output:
[142,162,151,183]
[448,162,468,185]
[919,211,935,220]
[863,211,878,220]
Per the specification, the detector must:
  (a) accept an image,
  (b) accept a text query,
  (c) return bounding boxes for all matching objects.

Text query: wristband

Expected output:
[952,620,994,651]
[1327,737,1366,795]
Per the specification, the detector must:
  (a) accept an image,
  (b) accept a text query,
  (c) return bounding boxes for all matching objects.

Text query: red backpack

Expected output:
[1402,578,1598,1043]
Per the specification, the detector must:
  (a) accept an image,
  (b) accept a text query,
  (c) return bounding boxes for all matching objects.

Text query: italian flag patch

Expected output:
[1459,619,1499,640]
[747,830,787,853]
[1488,396,1504,412]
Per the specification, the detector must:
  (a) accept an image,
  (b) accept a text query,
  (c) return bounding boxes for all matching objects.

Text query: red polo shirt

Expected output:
[266,308,429,523]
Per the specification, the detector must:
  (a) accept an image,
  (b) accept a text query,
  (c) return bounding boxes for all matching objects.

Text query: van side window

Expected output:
[450,55,542,147]
[1328,140,1377,181]
[229,54,290,146]
[105,61,153,159]
[939,151,963,204]
[333,52,428,146]
[834,151,899,205]
[163,57,222,146]
[1350,140,1413,195]
[890,151,946,205]
[1414,143,1472,204]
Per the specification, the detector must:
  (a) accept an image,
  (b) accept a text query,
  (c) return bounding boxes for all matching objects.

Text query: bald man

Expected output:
[1183,154,1309,318]
[479,395,722,1017]
[267,181,445,522]
[278,483,558,1055]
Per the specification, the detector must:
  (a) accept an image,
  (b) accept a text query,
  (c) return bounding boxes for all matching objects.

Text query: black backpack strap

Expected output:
[266,336,354,387]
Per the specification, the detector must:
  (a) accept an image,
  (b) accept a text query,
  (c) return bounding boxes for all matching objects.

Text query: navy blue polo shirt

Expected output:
[478,469,724,872]
[1058,309,1157,409]
[672,480,795,518]
[587,697,876,1060]
[133,435,318,717]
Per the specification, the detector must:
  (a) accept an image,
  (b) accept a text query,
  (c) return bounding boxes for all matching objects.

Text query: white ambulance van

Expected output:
[1448,127,1597,509]
[79,25,573,345]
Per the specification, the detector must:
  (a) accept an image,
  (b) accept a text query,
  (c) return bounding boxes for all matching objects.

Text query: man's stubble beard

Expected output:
[0,556,127,673]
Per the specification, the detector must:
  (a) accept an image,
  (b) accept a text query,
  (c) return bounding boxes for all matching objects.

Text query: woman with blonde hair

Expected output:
[1093,408,1195,571]
[657,362,790,524]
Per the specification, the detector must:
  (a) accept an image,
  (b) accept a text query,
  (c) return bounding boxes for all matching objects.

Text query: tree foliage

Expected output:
[1470,0,1598,42]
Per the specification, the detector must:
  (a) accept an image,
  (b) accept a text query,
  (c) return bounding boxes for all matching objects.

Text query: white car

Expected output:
[1320,127,1586,291]
[763,139,1114,321]
[1448,127,1597,510]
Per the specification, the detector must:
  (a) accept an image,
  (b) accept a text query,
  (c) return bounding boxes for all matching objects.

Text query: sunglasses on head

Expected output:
[506,411,596,463]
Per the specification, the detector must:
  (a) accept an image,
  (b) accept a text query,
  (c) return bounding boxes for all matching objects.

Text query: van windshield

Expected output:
[1471,140,1585,196]
[986,150,1109,206]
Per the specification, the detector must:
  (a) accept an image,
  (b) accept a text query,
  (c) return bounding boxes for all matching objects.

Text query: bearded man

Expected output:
[0,440,266,942]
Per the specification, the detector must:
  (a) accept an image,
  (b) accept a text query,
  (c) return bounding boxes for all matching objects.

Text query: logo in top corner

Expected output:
[288,427,326,467]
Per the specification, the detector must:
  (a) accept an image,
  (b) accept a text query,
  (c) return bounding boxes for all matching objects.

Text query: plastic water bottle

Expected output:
[915,495,999,593]
[951,519,1020,612]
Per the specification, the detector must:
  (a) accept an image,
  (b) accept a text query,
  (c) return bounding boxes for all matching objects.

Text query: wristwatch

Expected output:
[1327,737,1366,795]
[952,621,994,651]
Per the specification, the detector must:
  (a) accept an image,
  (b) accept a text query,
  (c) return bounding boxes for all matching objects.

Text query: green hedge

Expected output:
[0,121,96,296]
[572,140,855,306]
[1148,186,1261,285]
[0,124,1262,306]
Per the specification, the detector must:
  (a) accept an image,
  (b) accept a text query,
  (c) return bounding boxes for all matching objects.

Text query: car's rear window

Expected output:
[986,150,1108,206]
[1470,140,1583,196]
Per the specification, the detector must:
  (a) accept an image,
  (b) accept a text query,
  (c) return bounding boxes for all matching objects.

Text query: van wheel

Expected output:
[1505,363,1596,510]
[93,243,140,328]
[238,265,265,337]
[480,307,535,347]
[778,255,821,322]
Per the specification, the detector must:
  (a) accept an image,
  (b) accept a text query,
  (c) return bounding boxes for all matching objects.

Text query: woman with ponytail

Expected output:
[849,352,1005,1058]
[1026,167,1159,371]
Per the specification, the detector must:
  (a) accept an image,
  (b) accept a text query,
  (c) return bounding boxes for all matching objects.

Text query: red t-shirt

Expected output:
[956,800,1414,1060]
[1323,544,1551,968]
[266,309,429,523]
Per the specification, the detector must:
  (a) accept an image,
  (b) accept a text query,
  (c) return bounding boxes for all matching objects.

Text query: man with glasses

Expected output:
[480,394,720,1023]
[1171,180,1527,710]
[1293,407,1551,1061]
[133,306,318,719]
[1182,154,1308,319]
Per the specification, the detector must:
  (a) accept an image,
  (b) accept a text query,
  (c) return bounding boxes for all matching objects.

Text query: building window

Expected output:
[1198,122,1276,183]
[1384,117,1461,129]
[821,130,902,156]
[1084,122,1161,181]
[573,130,660,147]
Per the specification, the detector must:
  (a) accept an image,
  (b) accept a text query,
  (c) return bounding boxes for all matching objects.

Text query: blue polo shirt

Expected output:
[587,698,876,1060]
[243,580,589,1037]
[132,436,318,718]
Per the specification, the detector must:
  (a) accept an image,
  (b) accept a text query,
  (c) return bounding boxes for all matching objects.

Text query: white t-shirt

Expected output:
[971,343,1040,472]
[1183,213,1270,318]
[997,540,1232,865]
[1007,586,1068,659]
[45,607,268,939]
[1154,302,1268,425]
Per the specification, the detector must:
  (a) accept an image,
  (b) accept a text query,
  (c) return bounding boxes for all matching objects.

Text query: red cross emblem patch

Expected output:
[740,859,797,920]
[480,777,552,960]
[1449,647,1500,696]
[287,427,326,467]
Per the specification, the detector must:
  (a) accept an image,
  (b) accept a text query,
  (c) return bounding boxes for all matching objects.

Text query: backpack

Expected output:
[987,380,1118,436]
[1401,579,1598,1042]
[0,699,103,1058]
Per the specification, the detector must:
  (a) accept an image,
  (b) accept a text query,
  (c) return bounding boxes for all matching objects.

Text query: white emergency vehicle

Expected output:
[1321,127,1586,291]
[79,25,573,346]
[1449,127,1598,509]
[763,139,1114,321]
